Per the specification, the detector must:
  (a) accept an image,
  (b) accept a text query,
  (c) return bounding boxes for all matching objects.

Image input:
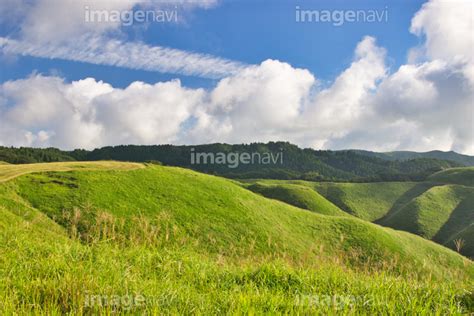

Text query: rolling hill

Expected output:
[245,180,418,222]
[0,160,143,183]
[0,162,472,314]
[378,185,473,239]
[378,168,474,257]
[245,182,350,217]
[245,168,474,258]
[428,167,474,186]
[9,163,467,268]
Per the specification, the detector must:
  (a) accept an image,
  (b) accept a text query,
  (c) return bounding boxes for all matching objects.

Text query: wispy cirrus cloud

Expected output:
[0,0,245,79]
[0,36,248,79]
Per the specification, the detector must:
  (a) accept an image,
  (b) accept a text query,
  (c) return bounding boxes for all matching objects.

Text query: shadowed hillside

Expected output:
[245,180,417,222]
[245,168,474,258]
[428,167,474,186]
[245,182,349,217]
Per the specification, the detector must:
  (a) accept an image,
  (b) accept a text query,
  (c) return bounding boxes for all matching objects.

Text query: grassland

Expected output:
[379,184,474,257]
[0,161,143,183]
[245,182,349,217]
[448,225,474,260]
[0,162,472,314]
[244,179,417,221]
[428,167,474,186]
[379,185,473,239]
[244,169,474,259]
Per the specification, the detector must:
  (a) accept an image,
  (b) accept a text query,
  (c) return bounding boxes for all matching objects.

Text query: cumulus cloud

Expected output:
[94,80,205,145]
[1,76,108,149]
[410,0,473,63]
[300,36,387,144]
[368,59,474,154]
[0,0,472,154]
[306,0,473,154]
[0,75,204,149]
[188,59,316,143]
[364,0,474,154]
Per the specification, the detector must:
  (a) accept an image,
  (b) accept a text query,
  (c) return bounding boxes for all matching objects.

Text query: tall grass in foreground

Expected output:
[1,207,472,315]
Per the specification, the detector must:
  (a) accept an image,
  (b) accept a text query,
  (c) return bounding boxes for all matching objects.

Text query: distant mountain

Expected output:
[349,150,474,166]
[0,142,464,182]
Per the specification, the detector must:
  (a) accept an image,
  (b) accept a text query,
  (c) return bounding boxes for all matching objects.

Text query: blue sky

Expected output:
[1,0,426,88]
[0,0,472,154]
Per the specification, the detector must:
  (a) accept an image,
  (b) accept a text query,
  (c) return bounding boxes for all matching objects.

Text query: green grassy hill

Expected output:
[378,185,473,238]
[428,167,474,186]
[311,182,418,222]
[245,182,349,217]
[378,167,474,257]
[447,225,474,259]
[0,160,143,182]
[244,180,417,222]
[0,162,472,314]
[378,184,474,258]
[244,168,474,258]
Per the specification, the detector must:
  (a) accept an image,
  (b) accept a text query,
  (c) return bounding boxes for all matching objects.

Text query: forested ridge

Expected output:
[0,142,464,182]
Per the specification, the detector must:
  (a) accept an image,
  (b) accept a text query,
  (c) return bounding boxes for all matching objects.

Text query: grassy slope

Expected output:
[428,167,474,186]
[245,182,349,217]
[11,166,468,269]
[311,182,418,221]
[379,185,473,240]
[377,168,474,257]
[245,168,474,258]
[0,163,472,313]
[448,225,474,259]
[3,207,471,314]
[0,161,143,183]
[243,180,417,222]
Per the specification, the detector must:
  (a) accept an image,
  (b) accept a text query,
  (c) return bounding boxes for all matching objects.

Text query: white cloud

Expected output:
[0,0,472,154]
[187,59,315,143]
[0,36,247,79]
[0,75,205,149]
[370,59,473,154]
[0,0,240,79]
[302,36,387,136]
[410,0,473,63]
[0,75,108,149]
[94,80,205,145]
[2,0,218,42]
